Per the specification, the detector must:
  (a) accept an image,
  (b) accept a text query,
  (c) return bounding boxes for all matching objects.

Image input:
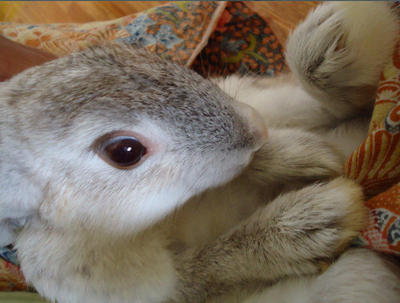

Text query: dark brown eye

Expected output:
[99,136,147,169]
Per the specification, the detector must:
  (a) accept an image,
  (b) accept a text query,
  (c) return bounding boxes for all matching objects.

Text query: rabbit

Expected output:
[0,2,399,303]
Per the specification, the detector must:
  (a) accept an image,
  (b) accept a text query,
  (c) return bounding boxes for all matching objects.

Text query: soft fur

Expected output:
[0,2,399,303]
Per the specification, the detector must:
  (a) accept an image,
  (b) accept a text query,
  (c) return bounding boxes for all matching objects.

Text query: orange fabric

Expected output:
[346,41,400,255]
[0,2,225,66]
[0,261,27,292]
[1,1,399,294]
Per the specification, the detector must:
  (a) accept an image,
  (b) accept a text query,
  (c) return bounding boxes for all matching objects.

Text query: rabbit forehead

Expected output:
[4,44,250,148]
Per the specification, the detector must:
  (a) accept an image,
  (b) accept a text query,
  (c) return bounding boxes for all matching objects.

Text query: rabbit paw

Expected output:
[248,128,344,185]
[286,2,398,113]
[281,177,368,261]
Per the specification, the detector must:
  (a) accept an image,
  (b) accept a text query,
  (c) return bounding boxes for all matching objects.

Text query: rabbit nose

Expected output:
[232,101,268,150]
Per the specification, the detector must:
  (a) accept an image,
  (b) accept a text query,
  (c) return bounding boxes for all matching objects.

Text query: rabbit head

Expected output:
[0,44,267,242]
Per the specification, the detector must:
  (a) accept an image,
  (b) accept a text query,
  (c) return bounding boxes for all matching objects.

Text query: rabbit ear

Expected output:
[0,162,44,246]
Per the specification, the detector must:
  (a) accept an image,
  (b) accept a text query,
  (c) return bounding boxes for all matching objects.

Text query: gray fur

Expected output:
[1,2,399,303]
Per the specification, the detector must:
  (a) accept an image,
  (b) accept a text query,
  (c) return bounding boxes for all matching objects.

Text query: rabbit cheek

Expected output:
[37,183,82,229]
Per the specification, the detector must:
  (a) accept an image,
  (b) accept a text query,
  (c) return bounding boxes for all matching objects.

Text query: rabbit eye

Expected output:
[99,135,147,169]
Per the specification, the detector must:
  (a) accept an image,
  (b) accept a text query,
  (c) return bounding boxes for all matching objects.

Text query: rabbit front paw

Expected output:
[286,2,398,115]
[248,128,344,185]
[278,177,368,262]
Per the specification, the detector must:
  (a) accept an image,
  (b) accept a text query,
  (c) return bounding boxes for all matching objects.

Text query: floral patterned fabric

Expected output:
[0,259,27,292]
[0,2,226,66]
[192,1,285,77]
[0,0,399,294]
[347,41,400,256]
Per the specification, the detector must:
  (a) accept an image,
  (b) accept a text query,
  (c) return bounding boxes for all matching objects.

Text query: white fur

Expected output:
[244,249,400,303]
[6,2,400,303]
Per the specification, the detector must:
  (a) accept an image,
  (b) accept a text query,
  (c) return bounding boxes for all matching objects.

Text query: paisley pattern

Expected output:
[0,260,27,292]
[357,185,400,253]
[346,41,400,255]
[0,2,226,66]
[1,0,399,293]
[192,1,286,77]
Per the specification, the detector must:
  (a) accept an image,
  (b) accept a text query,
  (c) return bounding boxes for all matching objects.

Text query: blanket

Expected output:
[347,41,400,253]
[0,0,398,292]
